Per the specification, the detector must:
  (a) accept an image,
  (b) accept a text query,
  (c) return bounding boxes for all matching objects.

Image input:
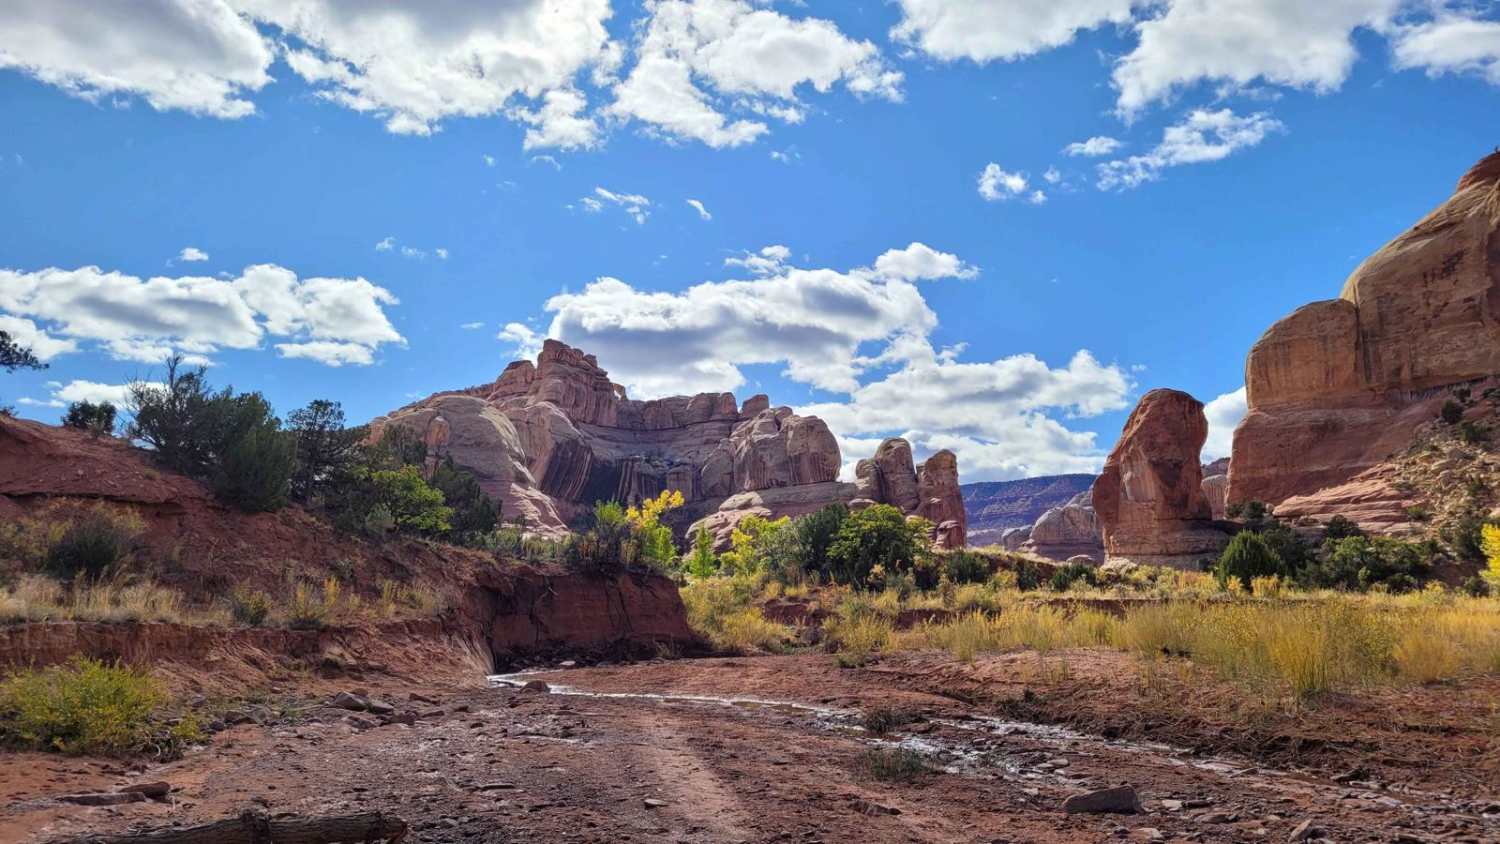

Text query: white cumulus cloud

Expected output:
[890,0,1136,64]
[607,0,902,148]
[978,163,1046,204]
[686,198,712,221]
[177,247,209,263]
[1202,385,1247,461]
[0,263,404,367]
[1064,136,1122,157]
[1096,108,1283,190]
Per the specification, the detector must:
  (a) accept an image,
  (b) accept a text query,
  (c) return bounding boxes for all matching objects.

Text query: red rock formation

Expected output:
[1094,389,1230,566]
[1232,151,1500,520]
[376,341,967,549]
[916,449,966,549]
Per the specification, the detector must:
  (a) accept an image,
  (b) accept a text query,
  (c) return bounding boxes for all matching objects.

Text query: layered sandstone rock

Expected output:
[372,341,966,548]
[1094,389,1230,566]
[916,449,966,549]
[1021,490,1104,562]
[1231,151,1500,518]
[1201,473,1229,520]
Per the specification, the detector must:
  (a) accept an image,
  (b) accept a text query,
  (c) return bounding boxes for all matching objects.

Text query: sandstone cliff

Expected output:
[1231,151,1500,528]
[1020,489,1104,562]
[372,341,967,549]
[1094,389,1230,567]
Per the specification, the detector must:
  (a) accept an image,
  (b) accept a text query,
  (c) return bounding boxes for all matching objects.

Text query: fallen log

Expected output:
[59,809,407,844]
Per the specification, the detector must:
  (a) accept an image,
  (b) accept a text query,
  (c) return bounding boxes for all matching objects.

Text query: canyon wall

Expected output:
[1230,151,1500,525]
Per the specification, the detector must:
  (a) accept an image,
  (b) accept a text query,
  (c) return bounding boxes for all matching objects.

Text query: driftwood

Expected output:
[60,809,407,844]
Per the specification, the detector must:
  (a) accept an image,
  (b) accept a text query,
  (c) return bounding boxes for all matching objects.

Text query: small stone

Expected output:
[643,798,668,809]
[365,699,396,716]
[331,691,369,711]
[1133,829,1164,842]
[559,660,577,668]
[1061,786,1141,815]
[1159,799,1184,812]
[1288,820,1321,842]
[521,680,550,694]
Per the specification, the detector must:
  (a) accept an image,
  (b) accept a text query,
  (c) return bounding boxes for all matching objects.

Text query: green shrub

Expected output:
[214,423,295,512]
[942,550,991,585]
[286,399,366,503]
[1308,535,1433,592]
[685,527,720,580]
[429,457,499,543]
[45,513,134,580]
[1324,515,1364,540]
[827,504,930,588]
[229,588,271,626]
[63,401,116,436]
[861,707,918,735]
[1049,562,1097,592]
[794,503,848,578]
[364,466,452,534]
[1461,575,1492,598]
[1441,399,1465,425]
[1216,532,1286,590]
[857,747,928,782]
[0,657,165,754]
[127,357,294,513]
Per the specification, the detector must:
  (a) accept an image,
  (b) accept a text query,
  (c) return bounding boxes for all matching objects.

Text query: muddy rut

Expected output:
[6,655,1498,843]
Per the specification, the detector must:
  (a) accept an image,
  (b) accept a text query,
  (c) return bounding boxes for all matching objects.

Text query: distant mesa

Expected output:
[371,339,967,549]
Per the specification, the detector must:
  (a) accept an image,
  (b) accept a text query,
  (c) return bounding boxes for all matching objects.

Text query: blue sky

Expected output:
[1,1,1497,481]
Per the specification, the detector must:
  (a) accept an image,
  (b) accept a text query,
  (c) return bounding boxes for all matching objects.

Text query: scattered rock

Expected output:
[119,782,171,800]
[365,699,396,716]
[1061,785,1141,815]
[1288,819,1322,842]
[521,680,551,694]
[643,798,668,809]
[331,691,369,711]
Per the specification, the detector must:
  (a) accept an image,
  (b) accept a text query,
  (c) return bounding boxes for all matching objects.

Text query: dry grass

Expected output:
[680,574,793,653]
[0,574,225,625]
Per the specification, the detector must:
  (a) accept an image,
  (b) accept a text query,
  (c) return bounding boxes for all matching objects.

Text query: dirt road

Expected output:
[5,654,1497,843]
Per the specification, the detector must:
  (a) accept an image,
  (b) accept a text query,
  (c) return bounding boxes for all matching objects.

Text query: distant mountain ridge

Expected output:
[962,474,1097,544]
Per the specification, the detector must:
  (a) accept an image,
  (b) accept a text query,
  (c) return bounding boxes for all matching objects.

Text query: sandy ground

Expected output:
[5,652,1499,843]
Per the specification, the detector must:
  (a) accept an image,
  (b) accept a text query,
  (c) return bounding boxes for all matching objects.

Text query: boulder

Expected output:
[1094,389,1230,567]
[1231,151,1500,515]
[999,525,1031,551]
[1021,491,1103,562]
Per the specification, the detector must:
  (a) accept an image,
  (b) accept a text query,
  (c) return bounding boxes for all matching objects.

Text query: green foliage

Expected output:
[1049,562,1097,592]
[562,500,638,576]
[720,515,794,577]
[1441,399,1465,425]
[857,747,929,783]
[794,503,848,578]
[429,457,499,542]
[1458,420,1490,446]
[62,401,116,436]
[1441,513,1488,562]
[362,503,396,538]
[0,657,164,755]
[1227,500,1270,523]
[127,357,294,513]
[1307,535,1433,592]
[286,399,366,502]
[942,550,991,585]
[0,329,45,373]
[366,425,427,470]
[686,527,719,580]
[1324,515,1364,540]
[45,512,137,580]
[229,588,271,626]
[363,466,452,535]
[1216,532,1286,590]
[826,504,930,588]
[215,421,295,512]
